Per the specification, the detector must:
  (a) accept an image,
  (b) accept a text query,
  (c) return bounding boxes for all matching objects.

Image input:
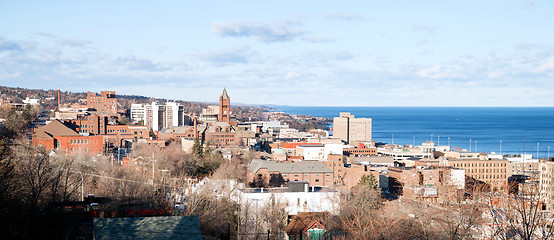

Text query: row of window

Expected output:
[71,147,88,153]
[466,168,506,174]
[290,179,330,183]
[71,139,89,144]
[107,129,130,133]
[471,174,505,180]
[282,173,331,177]
[454,162,507,168]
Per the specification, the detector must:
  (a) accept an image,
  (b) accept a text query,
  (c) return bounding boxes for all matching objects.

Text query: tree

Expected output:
[149,129,156,139]
[486,180,554,240]
[357,173,379,191]
[192,138,203,159]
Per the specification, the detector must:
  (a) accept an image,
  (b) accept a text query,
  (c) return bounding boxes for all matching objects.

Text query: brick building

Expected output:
[218,88,230,123]
[203,122,237,147]
[33,120,104,154]
[105,125,149,147]
[324,154,380,190]
[87,91,117,114]
[388,165,465,202]
[70,114,110,135]
[0,99,11,110]
[247,159,333,188]
[444,158,508,188]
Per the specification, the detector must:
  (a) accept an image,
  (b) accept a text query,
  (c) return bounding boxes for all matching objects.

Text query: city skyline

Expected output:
[1,1,553,106]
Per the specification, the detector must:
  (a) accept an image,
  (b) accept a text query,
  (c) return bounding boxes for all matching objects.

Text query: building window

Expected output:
[315,179,320,182]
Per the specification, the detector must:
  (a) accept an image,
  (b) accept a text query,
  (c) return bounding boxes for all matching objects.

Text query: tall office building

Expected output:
[144,102,184,131]
[130,104,145,123]
[333,112,372,144]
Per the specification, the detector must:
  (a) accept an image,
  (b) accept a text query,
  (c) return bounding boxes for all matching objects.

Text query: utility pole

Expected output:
[537,142,539,159]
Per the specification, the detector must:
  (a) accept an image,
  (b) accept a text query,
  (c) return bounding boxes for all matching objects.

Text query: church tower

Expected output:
[218,88,230,122]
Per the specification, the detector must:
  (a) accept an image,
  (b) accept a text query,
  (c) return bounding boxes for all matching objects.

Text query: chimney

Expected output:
[193,117,198,139]
[57,90,61,109]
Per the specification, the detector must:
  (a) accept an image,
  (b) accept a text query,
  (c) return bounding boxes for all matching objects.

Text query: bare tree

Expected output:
[486,180,554,240]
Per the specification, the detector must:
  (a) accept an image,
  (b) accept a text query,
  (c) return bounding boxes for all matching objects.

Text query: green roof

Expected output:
[93,216,202,240]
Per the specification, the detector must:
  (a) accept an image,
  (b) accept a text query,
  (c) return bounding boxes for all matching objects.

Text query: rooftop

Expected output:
[248,159,333,174]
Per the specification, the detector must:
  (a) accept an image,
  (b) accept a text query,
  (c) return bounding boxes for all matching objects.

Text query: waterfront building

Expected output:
[539,160,554,214]
[444,158,508,189]
[332,112,372,144]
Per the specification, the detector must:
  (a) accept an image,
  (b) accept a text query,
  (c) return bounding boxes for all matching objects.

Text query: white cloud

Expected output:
[211,19,306,43]
[56,38,92,47]
[285,71,301,80]
[412,23,438,34]
[324,12,363,20]
[532,58,554,73]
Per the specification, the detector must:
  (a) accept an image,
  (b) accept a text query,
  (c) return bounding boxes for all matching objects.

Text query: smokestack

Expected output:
[193,117,198,139]
[57,90,61,109]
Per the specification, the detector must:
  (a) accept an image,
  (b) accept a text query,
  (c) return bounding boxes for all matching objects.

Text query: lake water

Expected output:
[274,106,554,159]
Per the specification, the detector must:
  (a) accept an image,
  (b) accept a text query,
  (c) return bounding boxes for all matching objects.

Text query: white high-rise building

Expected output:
[144,102,185,131]
[131,104,145,123]
[333,112,372,144]
[166,101,184,127]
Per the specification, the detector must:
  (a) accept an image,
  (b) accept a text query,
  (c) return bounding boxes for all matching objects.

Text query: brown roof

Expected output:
[285,212,328,235]
[34,120,79,139]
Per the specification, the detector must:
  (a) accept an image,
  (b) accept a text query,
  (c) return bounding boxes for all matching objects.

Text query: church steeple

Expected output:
[221,88,229,100]
[218,88,230,122]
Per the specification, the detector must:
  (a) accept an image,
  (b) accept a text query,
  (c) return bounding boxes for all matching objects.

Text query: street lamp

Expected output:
[71,168,84,202]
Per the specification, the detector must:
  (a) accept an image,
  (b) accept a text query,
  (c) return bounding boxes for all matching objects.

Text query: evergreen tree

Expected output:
[357,174,379,190]
[192,138,203,159]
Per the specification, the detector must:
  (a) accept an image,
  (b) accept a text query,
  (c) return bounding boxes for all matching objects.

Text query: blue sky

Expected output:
[1,1,553,106]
